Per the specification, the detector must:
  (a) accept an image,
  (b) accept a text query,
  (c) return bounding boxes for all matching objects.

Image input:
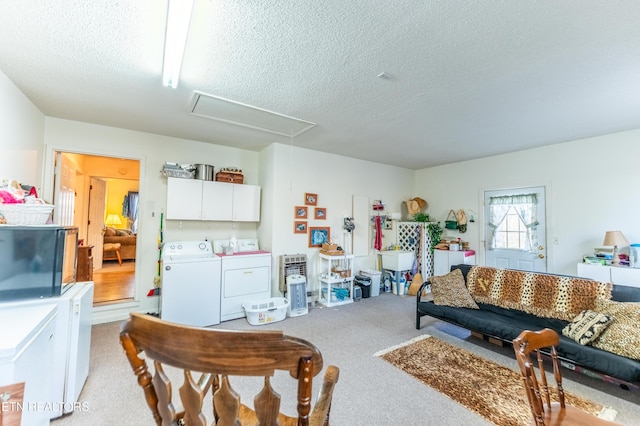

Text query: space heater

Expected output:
[279,254,308,292]
[286,274,308,317]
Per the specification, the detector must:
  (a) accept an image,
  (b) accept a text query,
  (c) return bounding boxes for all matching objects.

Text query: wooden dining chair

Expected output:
[120,312,339,426]
[512,328,619,426]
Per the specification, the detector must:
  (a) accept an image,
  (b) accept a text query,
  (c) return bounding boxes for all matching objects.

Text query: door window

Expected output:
[488,193,539,253]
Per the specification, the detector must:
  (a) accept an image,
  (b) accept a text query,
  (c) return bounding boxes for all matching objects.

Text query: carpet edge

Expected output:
[373,334,431,357]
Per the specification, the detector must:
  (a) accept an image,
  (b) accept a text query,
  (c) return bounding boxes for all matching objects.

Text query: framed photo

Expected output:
[294,206,308,219]
[314,207,327,220]
[294,221,307,234]
[305,193,318,206]
[309,226,330,248]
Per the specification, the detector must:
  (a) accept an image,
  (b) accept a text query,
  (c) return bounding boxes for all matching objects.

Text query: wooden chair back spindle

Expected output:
[513,328,619,426]
[120,312,339,426]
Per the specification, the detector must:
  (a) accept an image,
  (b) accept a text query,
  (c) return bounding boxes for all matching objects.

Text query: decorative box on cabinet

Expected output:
[166,177,261,222]
[76,245,94,281]
[433,249,476,277]
[576,263,640,288]
[318,254,354,307]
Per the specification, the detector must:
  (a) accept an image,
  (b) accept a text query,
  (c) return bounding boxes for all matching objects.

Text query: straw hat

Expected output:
[406,197,427,216]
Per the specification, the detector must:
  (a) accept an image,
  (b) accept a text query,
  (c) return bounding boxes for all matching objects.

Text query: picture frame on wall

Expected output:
[294,221,307,234]
[314,207,327,219]
[309,226,330,247]
[294,206,308,219]
[305,193,318,206]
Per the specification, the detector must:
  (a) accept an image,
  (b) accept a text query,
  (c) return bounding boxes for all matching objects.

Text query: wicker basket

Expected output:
[0,203,55,225]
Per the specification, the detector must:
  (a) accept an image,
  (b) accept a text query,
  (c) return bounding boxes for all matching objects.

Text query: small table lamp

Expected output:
[105,214,122,228]
[603,230,629,266]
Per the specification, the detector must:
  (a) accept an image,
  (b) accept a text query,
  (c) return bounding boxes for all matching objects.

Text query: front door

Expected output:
[484,186,547,272]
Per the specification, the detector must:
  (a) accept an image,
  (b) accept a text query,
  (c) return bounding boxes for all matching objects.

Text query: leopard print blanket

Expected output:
[466,266,612,321]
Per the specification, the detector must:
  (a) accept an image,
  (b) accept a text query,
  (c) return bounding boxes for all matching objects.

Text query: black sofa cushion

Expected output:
[417,299,640,383]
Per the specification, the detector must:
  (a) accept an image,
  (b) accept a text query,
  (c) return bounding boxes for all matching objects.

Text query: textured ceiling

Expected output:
[1,1,640,169]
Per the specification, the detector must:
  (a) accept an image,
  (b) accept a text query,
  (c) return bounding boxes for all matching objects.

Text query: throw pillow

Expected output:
[591,299,640,361]
[561,310,612,345]
[103,227,116,237]
[431,268,479,309]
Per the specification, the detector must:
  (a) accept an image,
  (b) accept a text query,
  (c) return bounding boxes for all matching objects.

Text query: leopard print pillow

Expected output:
[431,268,479,309]
[591,299,640,360]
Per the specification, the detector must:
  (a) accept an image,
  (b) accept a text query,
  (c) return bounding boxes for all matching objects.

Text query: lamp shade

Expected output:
[105,214,122,226]
[603,231,629,247]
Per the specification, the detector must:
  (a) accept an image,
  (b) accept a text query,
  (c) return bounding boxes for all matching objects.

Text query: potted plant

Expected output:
[412,213,443,254]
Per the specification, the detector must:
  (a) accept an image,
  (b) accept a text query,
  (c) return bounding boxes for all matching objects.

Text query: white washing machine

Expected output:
[161,240,221,327]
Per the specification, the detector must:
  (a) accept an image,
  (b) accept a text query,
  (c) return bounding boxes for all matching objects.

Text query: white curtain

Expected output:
[488,193,538,251]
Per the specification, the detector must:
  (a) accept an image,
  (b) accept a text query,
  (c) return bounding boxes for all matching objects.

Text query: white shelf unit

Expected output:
[318,253,354,307]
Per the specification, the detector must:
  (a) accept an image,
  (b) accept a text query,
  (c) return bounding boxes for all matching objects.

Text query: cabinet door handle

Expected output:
[244,271,253,275]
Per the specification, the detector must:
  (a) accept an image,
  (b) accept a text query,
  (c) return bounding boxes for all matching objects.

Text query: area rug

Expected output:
[375,335,617,426]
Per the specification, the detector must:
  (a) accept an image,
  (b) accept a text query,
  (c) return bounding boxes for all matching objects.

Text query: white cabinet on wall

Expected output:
[434,249,476,277]
[576,263,640,288]
[166,177,261,222]
[166,177,202,220]
[230,184,261,222]
[201,181,233,220]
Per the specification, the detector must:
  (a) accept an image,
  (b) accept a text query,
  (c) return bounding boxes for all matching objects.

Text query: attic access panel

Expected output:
[189,91,316,137]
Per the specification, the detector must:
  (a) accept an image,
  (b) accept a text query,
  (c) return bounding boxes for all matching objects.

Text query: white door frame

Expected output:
[479,184,552,272]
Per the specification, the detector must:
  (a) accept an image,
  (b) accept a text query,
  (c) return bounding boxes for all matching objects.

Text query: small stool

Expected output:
[103,243,122,265]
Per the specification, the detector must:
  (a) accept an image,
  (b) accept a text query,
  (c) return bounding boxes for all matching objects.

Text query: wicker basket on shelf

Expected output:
[0,203,55,225]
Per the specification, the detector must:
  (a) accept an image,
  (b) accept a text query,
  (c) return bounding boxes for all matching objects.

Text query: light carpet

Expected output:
[375,335,617,426]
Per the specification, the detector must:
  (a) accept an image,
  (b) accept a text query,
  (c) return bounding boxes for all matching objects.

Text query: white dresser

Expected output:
[576,263,640,288]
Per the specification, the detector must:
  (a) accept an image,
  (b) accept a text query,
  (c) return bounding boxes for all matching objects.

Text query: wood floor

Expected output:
[93,260,135,306]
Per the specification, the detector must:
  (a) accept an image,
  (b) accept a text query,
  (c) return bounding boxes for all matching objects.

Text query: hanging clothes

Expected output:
[374,216,383,251]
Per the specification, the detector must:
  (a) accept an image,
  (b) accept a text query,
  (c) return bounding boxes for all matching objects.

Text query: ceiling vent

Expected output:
[188,91,316,137]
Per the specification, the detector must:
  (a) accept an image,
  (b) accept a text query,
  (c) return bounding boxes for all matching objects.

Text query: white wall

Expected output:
[0,70,45,188]
[42,117,260,322]
[415,130,640,276]
[263,143,415,294]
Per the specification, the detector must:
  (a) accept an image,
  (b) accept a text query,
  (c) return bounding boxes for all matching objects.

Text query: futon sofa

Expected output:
[103,227,137,260]
[416,264,640,389]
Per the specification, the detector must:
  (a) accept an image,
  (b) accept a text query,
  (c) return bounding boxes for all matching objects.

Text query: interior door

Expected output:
[88,177,106,268]
[484,186,547,272]
[53,152,76,226]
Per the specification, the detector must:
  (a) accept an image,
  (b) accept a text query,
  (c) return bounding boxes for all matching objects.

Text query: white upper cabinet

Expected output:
[166,178,202,220]
[232,184,261,222]
[166,178,261,222]
[201,181,233,221]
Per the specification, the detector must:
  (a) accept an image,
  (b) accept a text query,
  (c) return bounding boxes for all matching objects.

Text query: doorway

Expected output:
[53,152,140,305]
[484,186,547,272]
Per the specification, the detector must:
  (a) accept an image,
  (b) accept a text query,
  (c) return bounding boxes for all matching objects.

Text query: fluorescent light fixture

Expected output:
[162,0,194,88]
